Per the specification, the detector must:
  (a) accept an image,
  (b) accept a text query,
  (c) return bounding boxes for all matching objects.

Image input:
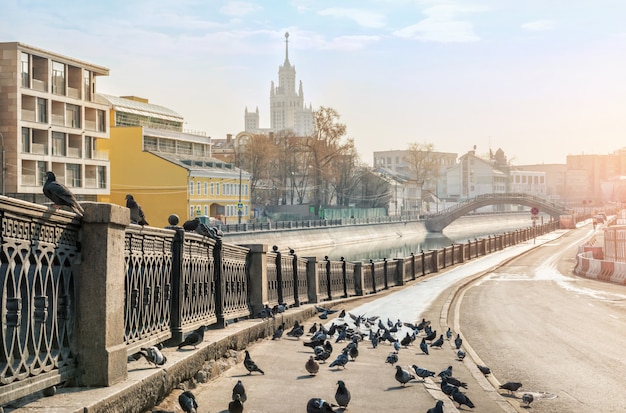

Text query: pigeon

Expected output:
[454,334,463,350]
[446,376,468,388]
[232,379,247,403]
[411,364,435,381]
[287,322,304,339]
[139,345,167,367]
[395,365,415,387]
[438,365,453,379]
[244,350,265,375]
[426,400,444,413]
[305,355,320,375]
[306,398,336,413]
[314,305,337,314]
[393,339,401,352]
[457,349,466,361]
[125,194,148,225]
[499,381,523,394]
[195,222,222,239]
[43,171,84,215]
[329,349,349,369]
[419,337,429,355]
[416,318,430,331]
[400,332,413,347]
[522,393,534,407]
[385,352,398,366]
[446,327,452,340]
[424,329,437,341]
[451,388,475,409]
[334,380,351,408]
[346,341,359,361]
[309,323,318,335]
[178,325,206,349]
[272,322,285,340]
[430,334,444,349]
[182,217,201,231]
[258,304,275,320]
[477,365,491,375]
[440,377,459,396]
[338,309,346,319]
[228,393,244,413]
[178,390,198,413]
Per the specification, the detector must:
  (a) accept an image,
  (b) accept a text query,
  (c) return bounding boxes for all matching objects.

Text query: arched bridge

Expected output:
[424,193,570,232]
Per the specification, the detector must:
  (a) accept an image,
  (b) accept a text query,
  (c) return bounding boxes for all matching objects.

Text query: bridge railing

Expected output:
[0,195,560,407]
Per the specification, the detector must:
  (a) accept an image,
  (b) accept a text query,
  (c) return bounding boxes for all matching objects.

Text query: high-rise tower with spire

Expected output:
[244,32,314,136]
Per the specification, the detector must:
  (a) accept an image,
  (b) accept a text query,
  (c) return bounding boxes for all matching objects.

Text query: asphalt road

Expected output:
[457,224,626,412]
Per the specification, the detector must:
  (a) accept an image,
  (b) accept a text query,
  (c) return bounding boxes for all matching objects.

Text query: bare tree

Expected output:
[405,142,441,210]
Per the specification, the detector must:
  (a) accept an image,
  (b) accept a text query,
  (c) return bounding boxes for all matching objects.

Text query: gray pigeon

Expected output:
[306,398,336,413]
[411,364,435,381]
[43,171,84,215]
[139,345,167,367]
[385,352,398,365]
[430,334,444,349]
[438,365,453,378]
[452,388,475,409]
[228,393,244,413]
[419,337,429,355]
[329,349,349,369]
[125,194,148,225]
[232,379,247,403]
[522,393,534,407]
[178,325,206,349]
[457,349,466,361]
[454,333,463,350]
[395,365,415,387]
[477,364,491,375]
[178,390,198,413]
[244,350,265,375]
[426,400,444,413]
[499,381,523,394]
[334,380,351,408]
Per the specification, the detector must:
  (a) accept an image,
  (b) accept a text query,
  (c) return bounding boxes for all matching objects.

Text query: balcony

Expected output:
[31,79,47,92]
[51,114,64,126]
[67,147,81,158]
[67,86,81,99]
[21,109,35,122]
[21,174,37,186]
[31,143,48,155]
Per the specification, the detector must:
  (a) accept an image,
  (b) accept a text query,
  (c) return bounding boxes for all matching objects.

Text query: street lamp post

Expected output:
[237,146,242,224]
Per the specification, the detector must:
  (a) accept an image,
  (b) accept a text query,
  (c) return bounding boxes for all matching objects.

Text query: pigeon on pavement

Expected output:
[306,398,336,413]
[272,322,285,340]
[178,390,198,413]
[522,393,534,407]
[457,349,466,361]
[385,352,399,366]
[125,194,148,225]
[178,325,206,349]
[454,333,463,350]
[446,376,468,388]
[452,388,475,409]
[477,365,491,375]
[440,377,459,397]
[426,400,444,413]
[287,321,304,339]
[395,365,415,387]
[43,171,84,215]
[334,380,351,408]
[438,365,453,379]
[419,337,429,355]
[243,350,265,375]
[228,393,244,413]
[430,334,444,349]
[139,346,167,367]
[411,364,435,381]
[329,349,349,369]
[232,380,247,403]
[446,327,453,340]
[305,355,320,375]
[499,381,523,394]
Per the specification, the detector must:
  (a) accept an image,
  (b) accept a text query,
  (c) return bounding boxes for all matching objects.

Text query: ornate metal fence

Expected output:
[0,204,79,405]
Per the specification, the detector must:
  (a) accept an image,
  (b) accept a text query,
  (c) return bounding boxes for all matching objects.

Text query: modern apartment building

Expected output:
[0,42,110,202]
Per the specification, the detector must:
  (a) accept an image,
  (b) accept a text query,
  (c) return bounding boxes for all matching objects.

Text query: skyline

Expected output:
[3,1,626,166]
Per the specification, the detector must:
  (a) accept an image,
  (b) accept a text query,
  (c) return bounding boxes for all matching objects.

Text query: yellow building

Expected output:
[96,95,250,227]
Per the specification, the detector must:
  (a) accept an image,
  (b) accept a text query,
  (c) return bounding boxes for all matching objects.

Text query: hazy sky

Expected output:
[3,1,626,166]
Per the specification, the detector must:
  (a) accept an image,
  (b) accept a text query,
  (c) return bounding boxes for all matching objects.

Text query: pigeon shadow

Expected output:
[296,374,317,380]
[385,385,412,391]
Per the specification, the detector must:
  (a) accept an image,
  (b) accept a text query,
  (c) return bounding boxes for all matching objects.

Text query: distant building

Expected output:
[0,42,110,202]
[244,32,314,137]
[97,95,250,226]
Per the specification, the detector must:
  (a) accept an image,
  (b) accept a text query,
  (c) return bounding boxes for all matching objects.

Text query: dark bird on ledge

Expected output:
[183,217,201,231]
[125,194,148,225]
[244,350,265,375]
[43,171,84,216]
[177,325,207,350]
[178,390,198,413]
[477,364,491,375]
[139,345,167,367]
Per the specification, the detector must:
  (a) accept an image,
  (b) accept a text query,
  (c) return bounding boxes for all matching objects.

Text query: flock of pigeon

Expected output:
[130,303,534,412]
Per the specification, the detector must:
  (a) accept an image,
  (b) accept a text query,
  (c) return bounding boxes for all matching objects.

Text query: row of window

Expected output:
[21,94,106,132]
[189,205,248,218]
[188,181,249,197]
[21,127,100,159]
[21,160,106,189]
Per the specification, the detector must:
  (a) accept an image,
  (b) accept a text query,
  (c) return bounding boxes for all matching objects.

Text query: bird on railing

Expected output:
[43,171,84,216]
[125,194,148,225]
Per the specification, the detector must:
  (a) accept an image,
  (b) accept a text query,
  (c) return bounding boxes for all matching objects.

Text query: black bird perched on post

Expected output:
[306,398,336,413]
[43,171,84,216]
[426,400,444,413]
[244,350,265,375]
[334,380,351,409]
[178,325,207,349]
[232,379,247,403]
[499,381,523,394]
[178,390,198,413]
[125,194,148,225]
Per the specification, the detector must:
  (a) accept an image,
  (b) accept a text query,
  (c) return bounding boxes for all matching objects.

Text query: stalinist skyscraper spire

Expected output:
[244,32,314,136]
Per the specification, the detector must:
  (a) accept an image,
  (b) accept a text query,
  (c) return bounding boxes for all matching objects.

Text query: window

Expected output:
[37,161,47,186]
[189,206,195,218]
[204,182,208,195]
[197,182,201,195]
[210,182,214,195]
[96,166,106,188]
[21,128,30,153]
[52,132,66,156]
[203,205,208,215]
[36,98,47,123]
[66,164,81,187]
[216,183,220,195]
[144,137,157,151]
[96,109,106,132]
[84,136,93,159]
[21,52,30,88]
[52,61,65,95]
[66,104,80,128]
[83,70,91,101]
[189,181,194,195]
